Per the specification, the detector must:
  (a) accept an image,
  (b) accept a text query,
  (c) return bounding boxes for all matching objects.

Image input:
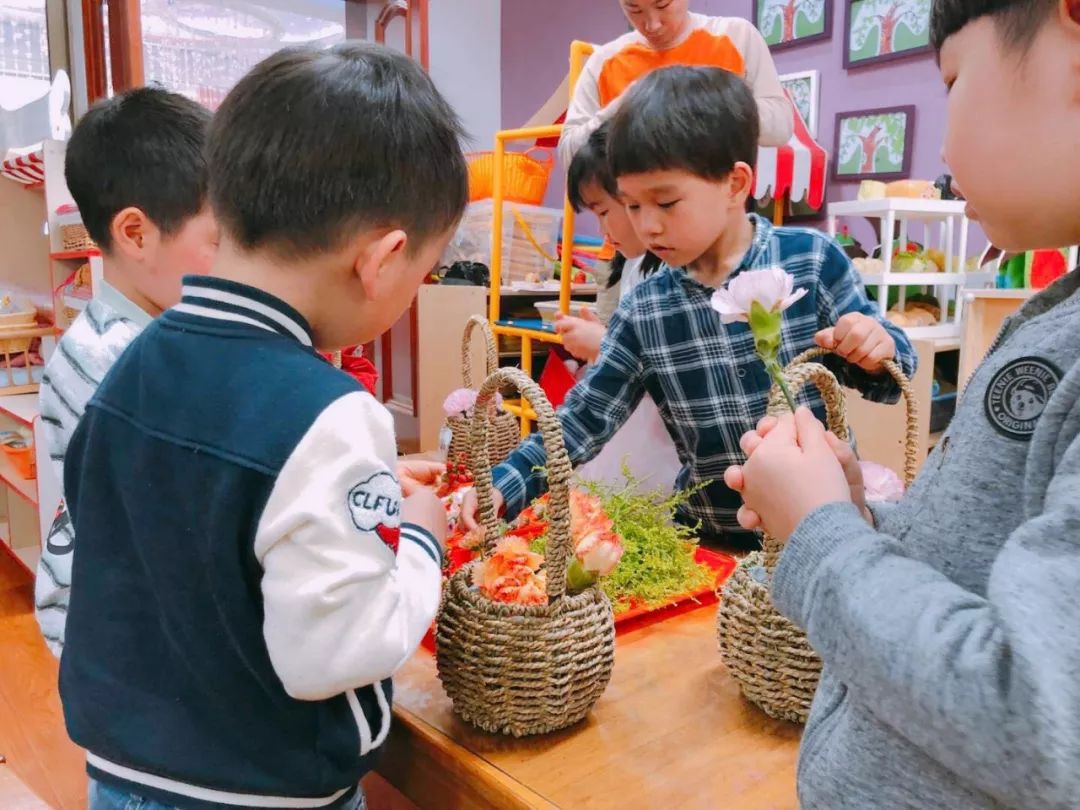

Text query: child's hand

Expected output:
[815,313,896,373]
[397,460,444,497]
[722,408,851,540]
[728,414,872,529]
[460,487,504,531]
[401,489,448,549]
[554,308,606,364]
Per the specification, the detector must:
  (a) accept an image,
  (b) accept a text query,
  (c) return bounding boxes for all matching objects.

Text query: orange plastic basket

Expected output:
[467,147,555,205]
[2,444,35,480]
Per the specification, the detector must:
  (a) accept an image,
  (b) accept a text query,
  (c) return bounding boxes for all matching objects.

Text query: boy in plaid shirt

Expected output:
[465,66,916,545]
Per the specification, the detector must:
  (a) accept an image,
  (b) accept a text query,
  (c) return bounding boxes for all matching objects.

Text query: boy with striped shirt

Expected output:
[35,87,218,655]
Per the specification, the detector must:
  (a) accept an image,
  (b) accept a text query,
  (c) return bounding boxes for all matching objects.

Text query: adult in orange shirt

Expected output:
[558,0,792,166]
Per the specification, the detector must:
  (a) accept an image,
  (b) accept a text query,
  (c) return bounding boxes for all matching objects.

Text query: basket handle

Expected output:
[782,348,919,487]
[760,348,919,570]
[461,316,499,390]
[523,147,555,168]
[470,367,575,603]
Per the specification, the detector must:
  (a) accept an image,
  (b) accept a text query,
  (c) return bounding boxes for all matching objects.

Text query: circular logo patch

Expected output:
[984,357,1061,440]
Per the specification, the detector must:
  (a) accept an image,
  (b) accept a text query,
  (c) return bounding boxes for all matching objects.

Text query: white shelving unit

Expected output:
[827,198,995,340]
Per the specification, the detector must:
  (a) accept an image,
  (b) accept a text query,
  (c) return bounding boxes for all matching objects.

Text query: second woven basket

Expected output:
[716,348,918,724]
[445,316,520,468]
[436,367,615,737]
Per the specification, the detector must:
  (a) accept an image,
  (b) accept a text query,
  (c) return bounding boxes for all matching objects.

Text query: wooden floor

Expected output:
[0,552,85,809]
[0,552,415,810]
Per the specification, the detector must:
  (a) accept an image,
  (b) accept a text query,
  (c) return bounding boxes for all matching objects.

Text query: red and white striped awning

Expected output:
[753,90,827,210]
[1,148,45,186]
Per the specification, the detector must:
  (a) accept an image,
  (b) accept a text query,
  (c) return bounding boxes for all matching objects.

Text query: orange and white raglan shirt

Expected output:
[558,13,793,166]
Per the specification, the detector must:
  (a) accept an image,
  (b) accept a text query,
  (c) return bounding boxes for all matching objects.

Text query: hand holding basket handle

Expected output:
[716,348,918,724]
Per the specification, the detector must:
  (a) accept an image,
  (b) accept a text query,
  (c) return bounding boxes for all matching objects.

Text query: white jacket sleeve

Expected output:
[558,50,622,168]
[720,18,793,147]
[254,392,443,701]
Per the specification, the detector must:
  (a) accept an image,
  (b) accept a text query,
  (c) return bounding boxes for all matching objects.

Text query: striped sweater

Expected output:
[35,282,151,656]
[558,12,793,166]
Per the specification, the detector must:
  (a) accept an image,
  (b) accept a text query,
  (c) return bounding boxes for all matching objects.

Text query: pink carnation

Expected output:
[443,388,478,416]
[860,461,905,503]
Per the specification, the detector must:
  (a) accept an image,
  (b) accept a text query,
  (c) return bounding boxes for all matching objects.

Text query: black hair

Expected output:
[930,0,1055,52]
[606,251,663,291]
[568,123,619,213]
[64,86,211,252]
[207,42,468,260]
[567,124,662,290]
[608,65,759,181]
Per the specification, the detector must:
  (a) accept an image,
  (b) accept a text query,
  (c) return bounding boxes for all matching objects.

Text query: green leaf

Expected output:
[748,300,782,361]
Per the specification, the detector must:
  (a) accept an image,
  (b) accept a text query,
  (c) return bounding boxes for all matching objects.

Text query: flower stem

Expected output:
[766,360,798,413]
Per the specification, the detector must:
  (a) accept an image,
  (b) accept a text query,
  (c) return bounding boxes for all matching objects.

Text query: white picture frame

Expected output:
[779,69,820,138]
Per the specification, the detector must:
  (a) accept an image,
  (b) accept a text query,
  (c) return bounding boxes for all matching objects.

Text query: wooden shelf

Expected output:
[0,452,37,506]
[0,393,39,426]
[14,543,40,571]
[50,249,99,260]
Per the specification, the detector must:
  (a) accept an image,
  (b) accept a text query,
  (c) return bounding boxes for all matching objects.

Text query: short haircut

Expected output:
[930,0,1056,52]
[207,42,468,259]
[64,86,211,252]
[568,122,618,213]
[608,66,759,181]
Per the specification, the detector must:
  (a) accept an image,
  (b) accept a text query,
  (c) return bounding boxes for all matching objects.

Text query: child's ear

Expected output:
[728,162,755,206]
[356,229,408,299]
[1065,0,1080,26]
[110,207,157,260]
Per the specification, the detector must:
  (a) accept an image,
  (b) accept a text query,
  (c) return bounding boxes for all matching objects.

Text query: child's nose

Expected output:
[644,14,663,32]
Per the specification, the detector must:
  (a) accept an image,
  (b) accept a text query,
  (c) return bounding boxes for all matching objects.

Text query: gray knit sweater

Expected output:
[775,271,1080,809]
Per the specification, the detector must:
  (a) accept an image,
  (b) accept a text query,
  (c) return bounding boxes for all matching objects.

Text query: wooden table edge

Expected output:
[377,704,559,810]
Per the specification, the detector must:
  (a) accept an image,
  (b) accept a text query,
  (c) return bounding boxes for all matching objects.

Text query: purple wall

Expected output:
[501,1,975,248]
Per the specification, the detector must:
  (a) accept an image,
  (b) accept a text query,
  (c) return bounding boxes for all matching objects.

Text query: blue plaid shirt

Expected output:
[493,215,918,534]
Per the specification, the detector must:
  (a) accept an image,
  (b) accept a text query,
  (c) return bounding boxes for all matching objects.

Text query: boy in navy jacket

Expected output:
[60,43,467,810]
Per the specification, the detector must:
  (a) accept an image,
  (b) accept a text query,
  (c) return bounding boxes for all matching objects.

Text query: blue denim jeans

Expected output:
[88,779,366,810]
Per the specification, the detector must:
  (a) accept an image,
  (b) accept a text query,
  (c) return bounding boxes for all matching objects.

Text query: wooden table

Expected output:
[377,607,801,809]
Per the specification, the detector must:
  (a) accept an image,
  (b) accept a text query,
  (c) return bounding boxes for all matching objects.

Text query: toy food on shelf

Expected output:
[852,257,885,275]
[886,294,941,327]
[835,225,867,260]
[857,180,886,200]
[885,179,940,199]
[857,179,942,200]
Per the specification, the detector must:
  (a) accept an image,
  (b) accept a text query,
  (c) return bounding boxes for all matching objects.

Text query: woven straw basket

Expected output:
[716,348,918,724]
[436,366,616,737]
[445,316,520,468]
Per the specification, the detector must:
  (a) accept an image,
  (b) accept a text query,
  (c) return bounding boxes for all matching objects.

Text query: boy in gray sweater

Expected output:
[725,0,1080,807]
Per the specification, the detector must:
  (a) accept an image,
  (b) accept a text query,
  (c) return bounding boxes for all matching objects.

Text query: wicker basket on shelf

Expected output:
[59,223,96,252]
[436,367,616,737]
[445,315,520,467]
[716,348,918,724]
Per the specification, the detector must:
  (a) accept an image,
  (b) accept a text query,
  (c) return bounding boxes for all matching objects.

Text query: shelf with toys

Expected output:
[827,184,995,341]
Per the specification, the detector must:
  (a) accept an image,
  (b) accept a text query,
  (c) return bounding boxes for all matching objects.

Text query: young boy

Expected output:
[558,0,792,166]
[726,0,1080,805]
[465,67,916,546]
[61,43,466,810]
[35,86,217,657]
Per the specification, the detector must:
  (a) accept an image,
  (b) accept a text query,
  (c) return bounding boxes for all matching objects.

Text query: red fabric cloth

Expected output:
[322,348,379,396]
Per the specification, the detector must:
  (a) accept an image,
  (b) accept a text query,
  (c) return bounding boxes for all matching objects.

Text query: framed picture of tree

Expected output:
[779,70,820,137]
[754,0,831,50]
[833,105,915,182]
[844,0,932,67]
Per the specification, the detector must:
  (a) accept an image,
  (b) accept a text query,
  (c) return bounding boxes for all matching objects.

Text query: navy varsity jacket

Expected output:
[60,277,443,809]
